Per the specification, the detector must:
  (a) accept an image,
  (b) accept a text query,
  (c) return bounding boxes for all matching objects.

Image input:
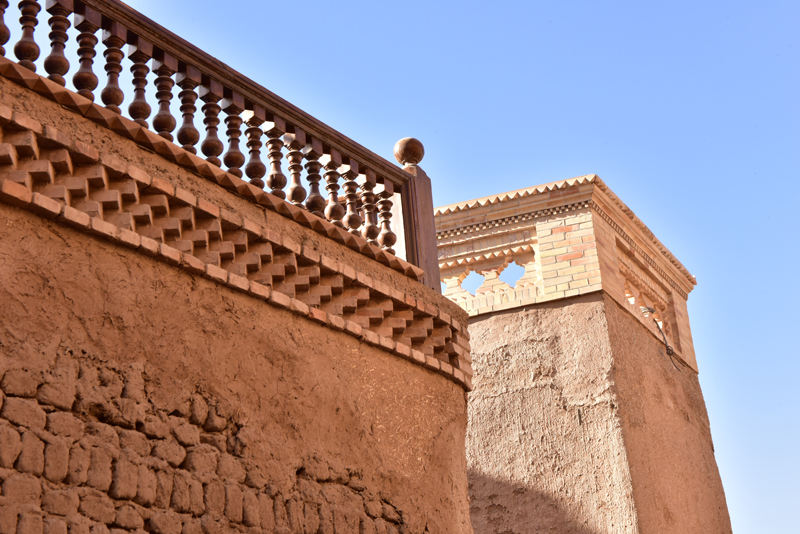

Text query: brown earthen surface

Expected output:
[604,294,731,533]
[0,71,473,390]
[465,292,730,534]
[0,203,473,534]
[0,74,440,307]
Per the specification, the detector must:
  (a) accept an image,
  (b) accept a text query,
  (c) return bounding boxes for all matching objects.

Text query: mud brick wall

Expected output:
[0,68,473,533]
[0,202,472,534]
[0,354,413,534]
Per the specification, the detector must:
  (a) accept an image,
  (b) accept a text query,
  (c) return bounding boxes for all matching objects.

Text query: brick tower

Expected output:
[436,176,731,534]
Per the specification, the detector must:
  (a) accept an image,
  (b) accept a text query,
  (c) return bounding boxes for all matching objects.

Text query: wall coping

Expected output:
[0,73,473,390]
[435,176,699,372]
[436,175,696,290]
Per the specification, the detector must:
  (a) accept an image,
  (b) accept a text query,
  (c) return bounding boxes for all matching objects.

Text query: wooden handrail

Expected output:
[0,0,450,275]
[78,0,410,189]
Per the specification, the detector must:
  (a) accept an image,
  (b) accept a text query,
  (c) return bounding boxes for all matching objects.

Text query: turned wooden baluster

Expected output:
[341,158,362,235]
[284,126,307,208]
[323,148,345,226]
[0,1,9,57]
[199,79,224,166]
[221,92,245,178]
[127,36,153,128]
[303,138,325,217]
[151,50,177,141]
[100,22,126,114]
[264,116,287,197]
[377,180,397,254]
[43,0,71,85]
[243,105,267,189]
[175,65,201,153]
[14,0,41,71]
[72,3,100,101]
[360,168,380,245]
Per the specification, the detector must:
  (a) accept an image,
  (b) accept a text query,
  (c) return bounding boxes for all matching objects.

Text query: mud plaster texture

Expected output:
[465,292,730,534]
[0,204,473,534]
[0,74,459,314]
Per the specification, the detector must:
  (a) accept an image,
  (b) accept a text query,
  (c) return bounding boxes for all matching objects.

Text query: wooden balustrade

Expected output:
[0,1,10,57]
[14,0,39,71]
[0,0,442,285]
[151,50,176,140]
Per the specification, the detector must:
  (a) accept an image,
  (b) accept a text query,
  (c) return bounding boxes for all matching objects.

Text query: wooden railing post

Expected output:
[395,138,440,293]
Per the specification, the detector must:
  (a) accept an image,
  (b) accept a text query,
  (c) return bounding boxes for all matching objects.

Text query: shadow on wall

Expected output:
[468,471,602,534]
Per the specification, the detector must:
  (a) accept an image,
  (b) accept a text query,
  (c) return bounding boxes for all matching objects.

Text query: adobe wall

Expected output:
[0,201,470,534]
[0,68,474,534]
[604,293,730,533]
[465,292,731,534]
[466,293,637,534]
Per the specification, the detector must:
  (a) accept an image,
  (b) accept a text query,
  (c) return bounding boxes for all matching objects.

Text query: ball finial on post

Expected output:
[394,137,425,166]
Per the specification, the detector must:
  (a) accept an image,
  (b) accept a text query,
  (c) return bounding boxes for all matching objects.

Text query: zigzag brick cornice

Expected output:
[437,201,591,240]
[436,175,695,290]
[0,101,472,391]
[434,175,598,216]
[0,56,424,283]
[590,201,689,300]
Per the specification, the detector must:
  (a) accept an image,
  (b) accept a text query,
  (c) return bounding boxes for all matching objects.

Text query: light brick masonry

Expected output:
[435,175,699,371]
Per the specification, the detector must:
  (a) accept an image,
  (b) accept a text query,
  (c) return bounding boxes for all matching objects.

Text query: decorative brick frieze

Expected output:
[0,105,472,391]
[590,201,688,300]
[435,176,698,372]
[436,200,590,241]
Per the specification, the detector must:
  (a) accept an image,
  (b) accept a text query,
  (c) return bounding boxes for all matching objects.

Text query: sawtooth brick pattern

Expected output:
[0,359,407,534]
[434,178,698,371]
[0,56,422,282]
[0,103,471,392]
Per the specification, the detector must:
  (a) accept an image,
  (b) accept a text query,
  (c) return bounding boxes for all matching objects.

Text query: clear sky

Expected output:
[6,0,798,531]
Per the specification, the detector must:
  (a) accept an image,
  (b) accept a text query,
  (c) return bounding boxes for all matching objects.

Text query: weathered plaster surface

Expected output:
[604,295,731,533]
[0,204,473,534]
[466,292,730,534]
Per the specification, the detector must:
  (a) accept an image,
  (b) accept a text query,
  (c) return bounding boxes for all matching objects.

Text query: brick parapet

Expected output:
[0,75,472,390]
[435,176,698,372]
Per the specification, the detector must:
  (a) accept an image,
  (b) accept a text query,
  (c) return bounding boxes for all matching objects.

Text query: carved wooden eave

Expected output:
[435,175,701,372]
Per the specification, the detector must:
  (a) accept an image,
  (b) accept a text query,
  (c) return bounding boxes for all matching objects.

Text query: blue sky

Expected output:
[6,0,799,531]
